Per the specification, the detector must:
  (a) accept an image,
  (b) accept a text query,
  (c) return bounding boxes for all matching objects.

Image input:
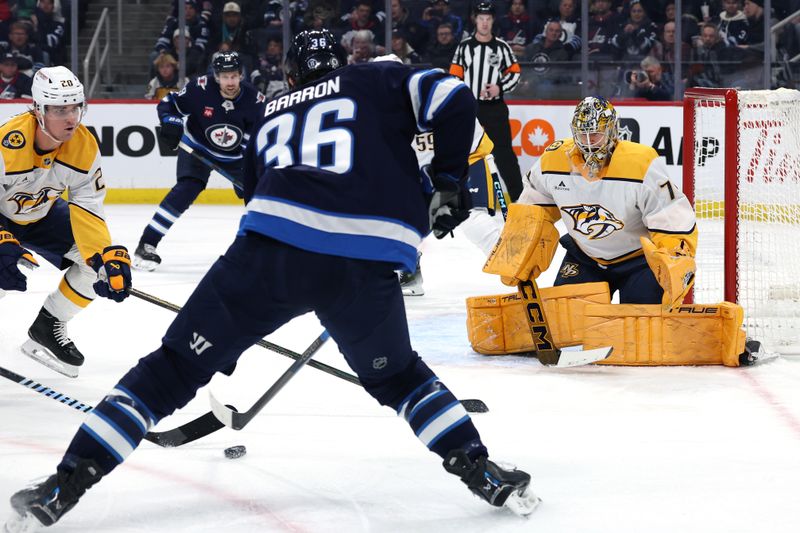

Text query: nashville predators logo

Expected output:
[559,262,580,278]
[9,187,61,215]
[561,204,624,239]
[2,130,25,149]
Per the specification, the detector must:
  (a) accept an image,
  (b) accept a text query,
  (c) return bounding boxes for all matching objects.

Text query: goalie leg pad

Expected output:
[483,204,559,285]
[582,302,746,366]
[466,282,611,354]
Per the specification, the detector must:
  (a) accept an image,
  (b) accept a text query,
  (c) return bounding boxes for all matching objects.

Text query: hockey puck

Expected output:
[224,445,247,459]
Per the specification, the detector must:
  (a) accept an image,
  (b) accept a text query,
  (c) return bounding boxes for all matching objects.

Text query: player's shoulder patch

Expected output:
[545,140,563,152]
[1,129,25,149]
[256,91,266,103]
[197,75,208,90]
[605,140,659,181]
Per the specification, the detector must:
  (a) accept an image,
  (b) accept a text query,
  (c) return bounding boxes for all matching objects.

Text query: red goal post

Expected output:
[682,87,800,352]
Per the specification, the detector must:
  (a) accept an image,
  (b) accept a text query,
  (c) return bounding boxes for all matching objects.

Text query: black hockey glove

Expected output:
[158,115,184,151]
[0,229,39,291]
[421,165,471,239]
[89,245,132,302]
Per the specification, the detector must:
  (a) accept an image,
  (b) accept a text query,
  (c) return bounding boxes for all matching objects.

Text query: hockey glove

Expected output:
[158,116,184,151]
[422,165,471,239]
[0,230,39,291]
[89,245,132,302]
[640,237,696,310]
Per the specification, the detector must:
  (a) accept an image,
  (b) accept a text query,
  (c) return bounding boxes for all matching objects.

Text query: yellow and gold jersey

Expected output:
[520,138,697,264]
[0,112,111,261]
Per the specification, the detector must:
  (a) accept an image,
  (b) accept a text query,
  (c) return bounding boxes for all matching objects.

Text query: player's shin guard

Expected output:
[138,178,206,252]
[397,377,487,459]
[59,383,159,477]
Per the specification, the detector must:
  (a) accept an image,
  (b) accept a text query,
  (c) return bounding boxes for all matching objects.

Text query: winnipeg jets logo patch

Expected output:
[205,124,242,151]
[561,204,624,239]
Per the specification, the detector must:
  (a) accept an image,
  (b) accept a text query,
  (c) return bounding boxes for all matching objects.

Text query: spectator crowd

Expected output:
[0,0,68,99]
[139,0,800,101]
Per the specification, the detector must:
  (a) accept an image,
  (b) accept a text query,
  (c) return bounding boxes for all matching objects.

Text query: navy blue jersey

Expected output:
[239,62,477,272]
[157,75,266,163]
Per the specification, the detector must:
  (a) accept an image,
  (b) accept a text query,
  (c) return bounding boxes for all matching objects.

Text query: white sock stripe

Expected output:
[111,400,150,433]
[406,390,447,422]
[155,206,178,223]
[147,220,169,235]
[83,412,135,461]
[416,403,469,447]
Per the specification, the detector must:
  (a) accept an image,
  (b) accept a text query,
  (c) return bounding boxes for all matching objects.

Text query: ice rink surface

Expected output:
[1,205,799,533]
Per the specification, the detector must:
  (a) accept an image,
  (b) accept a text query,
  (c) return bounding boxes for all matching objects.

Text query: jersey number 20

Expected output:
[254,98,356,174]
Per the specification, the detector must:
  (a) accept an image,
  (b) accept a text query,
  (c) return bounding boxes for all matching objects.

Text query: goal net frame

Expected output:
[682,87,800,352]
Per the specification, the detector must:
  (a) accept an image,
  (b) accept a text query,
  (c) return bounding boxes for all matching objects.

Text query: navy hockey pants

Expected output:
[60,234,485,475]
[1,199,76,269]
[554,235,664,304]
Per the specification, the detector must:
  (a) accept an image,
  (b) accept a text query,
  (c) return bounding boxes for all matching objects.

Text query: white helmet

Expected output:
[32,66,86,129]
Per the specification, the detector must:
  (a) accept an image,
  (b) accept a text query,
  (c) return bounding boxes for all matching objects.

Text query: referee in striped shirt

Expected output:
[450,1,523,200]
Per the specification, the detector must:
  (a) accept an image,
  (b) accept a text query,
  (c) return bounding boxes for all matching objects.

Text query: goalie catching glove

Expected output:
[421,164,471,239]
[640,237,695,309]
[89,245,132,302]
[0,229,39,291]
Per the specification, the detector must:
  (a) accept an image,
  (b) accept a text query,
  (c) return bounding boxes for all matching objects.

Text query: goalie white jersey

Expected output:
[520,138,697,263]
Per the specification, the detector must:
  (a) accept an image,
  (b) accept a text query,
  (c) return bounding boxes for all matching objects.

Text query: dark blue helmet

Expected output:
[284,29,346,87]
[212,51,242,75]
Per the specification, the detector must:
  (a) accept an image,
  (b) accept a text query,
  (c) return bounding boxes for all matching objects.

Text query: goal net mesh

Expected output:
[689,88,800,352]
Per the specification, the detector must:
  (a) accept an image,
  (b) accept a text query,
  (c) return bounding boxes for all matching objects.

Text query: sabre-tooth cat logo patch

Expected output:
[2,130,25,149]
[561,204,624,239]
[190,332,213,355]
[9,187,62,215]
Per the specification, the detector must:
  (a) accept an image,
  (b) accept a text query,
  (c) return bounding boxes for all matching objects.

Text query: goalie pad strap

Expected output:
[483,203,559,285]
[582,302,746,367]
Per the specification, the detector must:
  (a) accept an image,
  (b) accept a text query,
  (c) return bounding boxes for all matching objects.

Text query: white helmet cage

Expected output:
[31,66,87,132]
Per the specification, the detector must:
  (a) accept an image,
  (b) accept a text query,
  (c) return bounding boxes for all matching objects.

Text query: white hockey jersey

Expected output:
[0,112,111,261]
[520,138,697,264]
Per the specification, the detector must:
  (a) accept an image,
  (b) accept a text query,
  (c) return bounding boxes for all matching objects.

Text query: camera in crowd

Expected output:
[625,70,648,84]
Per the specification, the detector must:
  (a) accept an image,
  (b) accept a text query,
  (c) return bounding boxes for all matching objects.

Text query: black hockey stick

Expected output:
[0,365,231,447]
[178,141,243,193]
[129,288,489,414]
[210,331,330,429]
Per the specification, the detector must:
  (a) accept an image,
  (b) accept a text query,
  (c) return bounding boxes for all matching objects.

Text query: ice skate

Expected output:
[132,242,161,272]
[21,309,84,378]
[5,460,103,532]
[399,251,424,296]
[443,450,541,516]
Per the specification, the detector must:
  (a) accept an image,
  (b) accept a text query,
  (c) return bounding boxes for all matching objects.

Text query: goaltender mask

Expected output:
[467,96,760,366]
[0,66,132,378]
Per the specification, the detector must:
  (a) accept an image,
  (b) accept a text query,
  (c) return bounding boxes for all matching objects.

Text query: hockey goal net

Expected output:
[683,88,800,353]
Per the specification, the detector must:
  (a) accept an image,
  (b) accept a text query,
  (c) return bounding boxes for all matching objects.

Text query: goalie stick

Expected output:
[517,279,613,367]
[130,288,489,414]
[0,365,230,447]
